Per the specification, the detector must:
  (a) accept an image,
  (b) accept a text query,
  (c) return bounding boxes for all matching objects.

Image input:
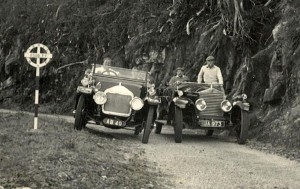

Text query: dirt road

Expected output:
[86,124,300,189]
[1,109,300,189]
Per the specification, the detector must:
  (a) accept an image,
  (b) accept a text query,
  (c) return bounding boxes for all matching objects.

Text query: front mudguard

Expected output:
[145,96,161,106]
[166,97,190,125]
[173,97,189,109]
[232,101,250,111]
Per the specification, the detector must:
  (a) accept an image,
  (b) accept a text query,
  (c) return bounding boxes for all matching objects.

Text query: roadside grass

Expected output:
[0,113,167,189]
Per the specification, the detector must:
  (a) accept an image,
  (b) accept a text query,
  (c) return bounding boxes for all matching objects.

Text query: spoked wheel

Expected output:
[205,130,214,136]
[74,95,87,130]
[142,106,155,144]
[174,106,183,143]
[233,108,250,144]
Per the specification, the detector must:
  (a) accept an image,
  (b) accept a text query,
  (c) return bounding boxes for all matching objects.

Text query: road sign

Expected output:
[24,43,53,68]
[24,43,53,130]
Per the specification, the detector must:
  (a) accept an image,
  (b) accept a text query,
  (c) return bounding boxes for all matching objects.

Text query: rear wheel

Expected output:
[205,130,214,136]
[142,106,155,144]
[174,106,183,143]
[233,109,250,144]
[74,95,86,130]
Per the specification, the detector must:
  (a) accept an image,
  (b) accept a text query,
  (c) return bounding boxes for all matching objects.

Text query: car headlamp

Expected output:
[195,98,207,111]
[242,94,247,100]
[130,97,144,111]
[177,90,183,97]
[81,77,92,87]
[221,100,232,112]
[148,86,156,96]
[93,91,107,105]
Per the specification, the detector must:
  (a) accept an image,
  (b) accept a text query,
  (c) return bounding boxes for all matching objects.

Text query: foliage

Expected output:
[0,0,297,112]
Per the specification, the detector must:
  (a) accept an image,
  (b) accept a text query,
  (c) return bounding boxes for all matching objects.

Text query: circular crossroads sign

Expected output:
[24,43,53,67]
[24,43,53,130]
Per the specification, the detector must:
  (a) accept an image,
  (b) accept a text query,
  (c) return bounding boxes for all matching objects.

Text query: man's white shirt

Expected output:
[197,65,223,84]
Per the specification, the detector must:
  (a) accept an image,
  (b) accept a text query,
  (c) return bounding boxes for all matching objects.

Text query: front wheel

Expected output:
[74,95,86,130]
[142,106,155,144]
[174,106,183,143]
[233,109,250,144]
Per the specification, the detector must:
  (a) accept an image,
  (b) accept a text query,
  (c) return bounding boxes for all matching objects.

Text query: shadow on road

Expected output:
[86,124,141,141]
[154,126,237,143]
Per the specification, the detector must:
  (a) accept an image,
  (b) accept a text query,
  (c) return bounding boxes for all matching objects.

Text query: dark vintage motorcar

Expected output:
[73,64,160,144]
[155,82,250,144]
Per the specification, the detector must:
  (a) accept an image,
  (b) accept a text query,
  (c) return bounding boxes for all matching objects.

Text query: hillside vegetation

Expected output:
[0,0,299,150]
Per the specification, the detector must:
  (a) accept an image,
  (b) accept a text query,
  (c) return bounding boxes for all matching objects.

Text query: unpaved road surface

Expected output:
[1,109,300,189]
[88,125,300,189]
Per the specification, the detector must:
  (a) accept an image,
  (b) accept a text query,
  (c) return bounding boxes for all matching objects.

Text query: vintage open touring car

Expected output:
[73,64,160,144]
[155,82,250,144]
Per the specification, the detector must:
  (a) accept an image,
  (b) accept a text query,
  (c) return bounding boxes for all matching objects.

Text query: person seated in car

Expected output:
[169,67,189,87]
[95,57,118,76]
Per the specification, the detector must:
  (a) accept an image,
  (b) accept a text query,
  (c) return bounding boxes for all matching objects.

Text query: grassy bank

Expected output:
[0,112,167,189]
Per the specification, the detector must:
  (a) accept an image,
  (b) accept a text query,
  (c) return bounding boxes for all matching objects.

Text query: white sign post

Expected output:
[24,43,53,130]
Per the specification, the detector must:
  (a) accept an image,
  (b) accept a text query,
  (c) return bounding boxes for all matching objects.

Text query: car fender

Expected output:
[145,96,161,105]
[232,101,250,111]
[173,97,189,109]
[77,86,93,94]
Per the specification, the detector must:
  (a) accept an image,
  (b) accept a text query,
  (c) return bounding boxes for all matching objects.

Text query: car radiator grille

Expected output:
[103,93,132,115]
[198,93,224,117]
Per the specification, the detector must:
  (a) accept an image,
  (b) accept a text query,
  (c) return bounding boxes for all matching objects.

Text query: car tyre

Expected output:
[142,105,155,144]
[174,106,183,143]
[233,109,250,144]
[74,95,86,130]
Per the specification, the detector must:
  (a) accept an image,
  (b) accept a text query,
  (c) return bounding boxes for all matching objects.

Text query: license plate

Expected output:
[103,118,124,127]
[200,120,225,127]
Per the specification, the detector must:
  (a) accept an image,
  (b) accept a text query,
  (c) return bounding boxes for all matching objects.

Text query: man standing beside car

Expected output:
[197,56,223,85]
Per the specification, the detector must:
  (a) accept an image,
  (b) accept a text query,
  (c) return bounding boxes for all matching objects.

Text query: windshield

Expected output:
[93,65,147,81]
[177,82,224,92]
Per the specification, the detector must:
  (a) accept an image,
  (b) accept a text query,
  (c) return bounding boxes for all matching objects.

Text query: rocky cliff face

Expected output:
[0,0,299,148]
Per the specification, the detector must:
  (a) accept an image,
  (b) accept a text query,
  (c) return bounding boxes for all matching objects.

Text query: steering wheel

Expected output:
[101,69,118,76]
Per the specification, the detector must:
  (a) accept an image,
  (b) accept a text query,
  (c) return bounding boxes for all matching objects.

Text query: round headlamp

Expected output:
[93,91,107,105]
[221,100,232,112]
[177,90,183,97]
[130,97,144,111]
[148,87,156,96]
[81,77,91,87]
[195,98,207,111]
[242,94,247,100]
